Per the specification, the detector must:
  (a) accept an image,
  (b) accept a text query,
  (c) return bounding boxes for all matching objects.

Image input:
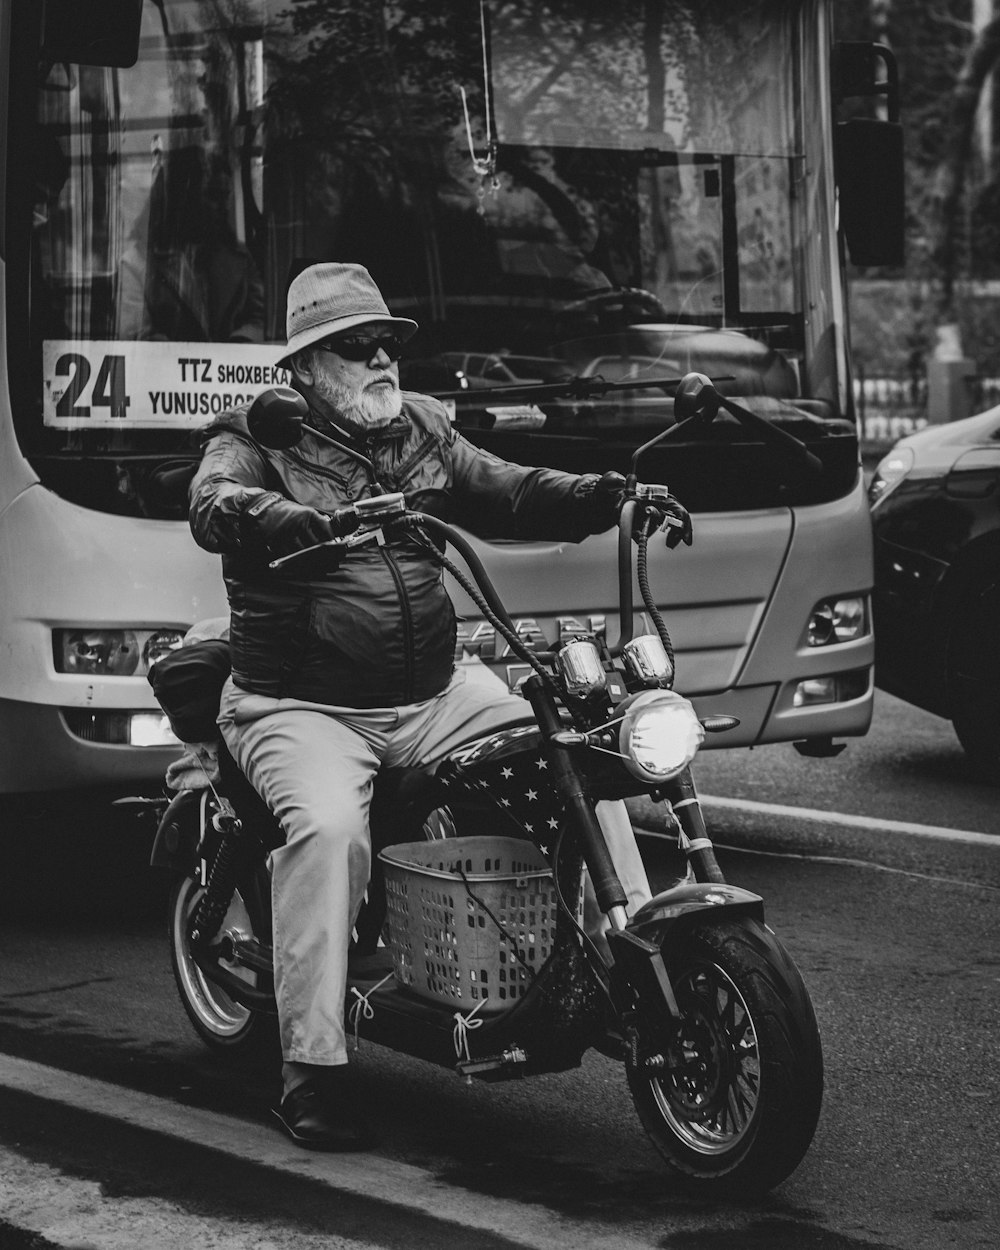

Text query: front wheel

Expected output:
[168,873,276,1057]
[626,918,823,1195]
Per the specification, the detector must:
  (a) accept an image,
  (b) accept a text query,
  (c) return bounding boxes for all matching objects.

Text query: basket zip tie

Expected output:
[453,997,488,1064]
[348,973,393,1050]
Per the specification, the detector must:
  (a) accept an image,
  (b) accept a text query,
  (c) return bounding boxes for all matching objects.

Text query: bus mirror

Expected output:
[41,0,144,69]
[247,388,309,449]
[833,43,899,122]
[835,119,905,268]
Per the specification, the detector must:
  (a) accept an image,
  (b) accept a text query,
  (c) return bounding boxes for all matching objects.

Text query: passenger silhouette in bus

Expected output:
[116,148,264,344]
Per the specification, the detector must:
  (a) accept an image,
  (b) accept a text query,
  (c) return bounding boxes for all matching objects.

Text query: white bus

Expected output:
[0,0,902,792]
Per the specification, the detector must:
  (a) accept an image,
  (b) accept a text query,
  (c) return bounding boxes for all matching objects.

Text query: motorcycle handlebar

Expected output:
[352,492,406,523]
[267,493,407,568]
[267,491,650,666]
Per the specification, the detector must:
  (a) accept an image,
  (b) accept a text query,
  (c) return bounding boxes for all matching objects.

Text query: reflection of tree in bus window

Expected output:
[116,148,264,343]
[489,149,612,296]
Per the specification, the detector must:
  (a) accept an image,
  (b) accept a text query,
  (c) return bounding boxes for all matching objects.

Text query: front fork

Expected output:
[524,676,752,1040]
[655,767,726,886]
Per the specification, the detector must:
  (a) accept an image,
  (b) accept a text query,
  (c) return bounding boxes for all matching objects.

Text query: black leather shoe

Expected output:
[272,1073,369,1151]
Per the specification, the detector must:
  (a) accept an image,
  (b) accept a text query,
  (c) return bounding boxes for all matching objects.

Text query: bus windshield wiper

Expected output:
[429,374,688,404]
[434,368,823,476]
[647,373,824,476]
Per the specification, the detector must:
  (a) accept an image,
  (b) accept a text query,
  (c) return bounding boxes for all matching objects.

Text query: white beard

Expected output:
[313,371,403,430]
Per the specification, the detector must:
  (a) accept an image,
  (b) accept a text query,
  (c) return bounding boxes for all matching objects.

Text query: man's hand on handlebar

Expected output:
[594,472,693,549]
[241,492,360,558]
[635,486,693,549]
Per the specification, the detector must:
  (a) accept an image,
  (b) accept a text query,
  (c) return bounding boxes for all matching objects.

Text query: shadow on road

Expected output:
[1,790,170,925]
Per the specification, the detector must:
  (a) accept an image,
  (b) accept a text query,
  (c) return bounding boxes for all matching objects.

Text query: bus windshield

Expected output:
[14,0,851,519]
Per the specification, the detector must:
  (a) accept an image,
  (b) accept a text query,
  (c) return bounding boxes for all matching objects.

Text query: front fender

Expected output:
[627,881,764,941]
[149,788,205,870]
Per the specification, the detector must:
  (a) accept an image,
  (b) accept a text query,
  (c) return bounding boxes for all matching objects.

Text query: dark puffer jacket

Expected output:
[189,391,616,708]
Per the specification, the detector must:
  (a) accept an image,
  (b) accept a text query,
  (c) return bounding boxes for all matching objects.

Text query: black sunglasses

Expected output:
[316,334,407,363]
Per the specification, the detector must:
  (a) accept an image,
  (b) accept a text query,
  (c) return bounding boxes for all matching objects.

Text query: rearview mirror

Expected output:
[247,388,309,449]
[673,372,719,421]
[833,42,904,268]
[835,119,905,267]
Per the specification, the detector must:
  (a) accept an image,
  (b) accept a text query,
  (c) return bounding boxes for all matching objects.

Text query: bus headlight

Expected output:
[54,629,140,676]
[806,596,868,646]
[54,627,186,676]
[61,709,181,746]
[618,690,704,783]
[792,668,870,706]
[143,629,186,669]
[128,713,181,747]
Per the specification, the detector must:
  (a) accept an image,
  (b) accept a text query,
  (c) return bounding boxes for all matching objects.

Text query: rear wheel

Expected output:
[168,874,276,1056]
[626,918,823,1195]
[949,579,1000,781]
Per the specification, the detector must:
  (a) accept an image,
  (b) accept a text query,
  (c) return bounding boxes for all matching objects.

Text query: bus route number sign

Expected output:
[42,340,291,429]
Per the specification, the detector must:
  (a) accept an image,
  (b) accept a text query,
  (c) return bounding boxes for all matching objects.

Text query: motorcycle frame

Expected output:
[151,704,763,1081]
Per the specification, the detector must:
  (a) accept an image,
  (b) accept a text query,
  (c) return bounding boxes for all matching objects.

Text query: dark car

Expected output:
[869,406,1000,779]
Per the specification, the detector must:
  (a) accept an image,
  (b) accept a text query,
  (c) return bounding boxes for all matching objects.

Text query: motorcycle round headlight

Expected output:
[618,690,704,783]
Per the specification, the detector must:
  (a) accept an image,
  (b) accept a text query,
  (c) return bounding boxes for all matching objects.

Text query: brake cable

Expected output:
[407,522,561,699]
[634,518,675,682]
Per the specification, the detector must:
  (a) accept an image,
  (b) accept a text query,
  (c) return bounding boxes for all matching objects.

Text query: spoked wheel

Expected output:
[626,918,823,1195]
[168,874,276,1056]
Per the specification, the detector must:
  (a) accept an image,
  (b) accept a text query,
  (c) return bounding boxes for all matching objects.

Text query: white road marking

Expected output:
[0,1054,648,1250]
[699,794,998,846]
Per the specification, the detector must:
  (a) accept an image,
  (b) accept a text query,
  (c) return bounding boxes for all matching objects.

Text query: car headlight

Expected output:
[618,690,704,783]
[868,445,914,507]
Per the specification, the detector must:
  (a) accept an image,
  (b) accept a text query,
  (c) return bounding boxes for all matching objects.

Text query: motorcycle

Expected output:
[147,373,824,1195]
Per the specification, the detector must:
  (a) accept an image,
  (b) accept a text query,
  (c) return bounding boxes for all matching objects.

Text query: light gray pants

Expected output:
[218,666,651,1066]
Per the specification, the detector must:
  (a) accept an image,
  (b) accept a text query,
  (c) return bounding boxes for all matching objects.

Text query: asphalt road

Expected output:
[0,689,997,1249]
[692,689,998,837]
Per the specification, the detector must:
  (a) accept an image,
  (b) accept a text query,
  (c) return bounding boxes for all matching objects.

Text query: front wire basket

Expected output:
[378,836,559,1013]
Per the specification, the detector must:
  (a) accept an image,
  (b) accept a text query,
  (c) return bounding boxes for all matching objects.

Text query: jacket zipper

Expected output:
[380,545,414,703]
[366,447,415,702]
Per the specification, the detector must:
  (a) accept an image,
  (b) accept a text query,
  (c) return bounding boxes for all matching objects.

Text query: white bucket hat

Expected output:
[278,263,418,366]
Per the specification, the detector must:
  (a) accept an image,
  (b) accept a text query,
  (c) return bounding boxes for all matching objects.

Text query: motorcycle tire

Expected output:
[626,917,823,1196]
[168,873,276,1057]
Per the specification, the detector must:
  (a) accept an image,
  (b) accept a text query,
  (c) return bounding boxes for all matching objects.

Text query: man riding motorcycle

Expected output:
[187,262,692,1150]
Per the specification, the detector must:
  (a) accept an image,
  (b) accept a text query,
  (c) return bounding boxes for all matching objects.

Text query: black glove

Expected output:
[588,471,630,530]
[240,492,341,558]
[638,488,693,549]
[589,473,693,549]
